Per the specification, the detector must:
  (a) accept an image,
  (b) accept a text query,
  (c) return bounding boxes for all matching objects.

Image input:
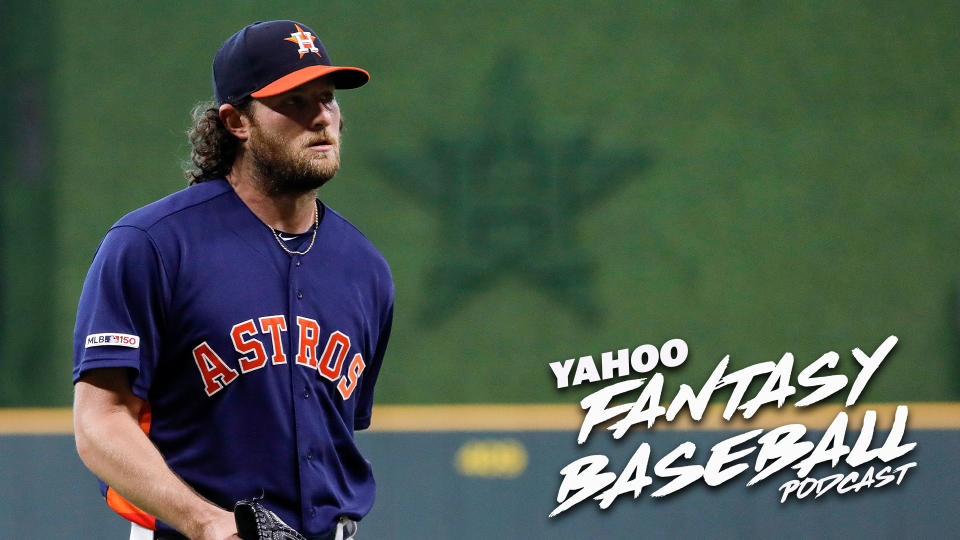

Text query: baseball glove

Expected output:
[234,499,307,540]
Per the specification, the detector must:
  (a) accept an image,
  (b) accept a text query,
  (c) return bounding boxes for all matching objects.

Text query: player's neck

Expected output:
[227,171,317,234]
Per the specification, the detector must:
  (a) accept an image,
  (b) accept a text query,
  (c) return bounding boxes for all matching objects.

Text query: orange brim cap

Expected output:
[251,65,370,97]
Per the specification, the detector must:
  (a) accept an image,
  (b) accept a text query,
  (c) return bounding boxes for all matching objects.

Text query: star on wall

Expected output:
[376,51,648,323]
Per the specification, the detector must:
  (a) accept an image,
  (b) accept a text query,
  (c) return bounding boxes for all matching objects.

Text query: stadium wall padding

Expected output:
[0,429,956,538]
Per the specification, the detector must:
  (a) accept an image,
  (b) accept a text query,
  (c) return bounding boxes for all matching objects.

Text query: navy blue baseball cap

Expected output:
[213,20,369,105]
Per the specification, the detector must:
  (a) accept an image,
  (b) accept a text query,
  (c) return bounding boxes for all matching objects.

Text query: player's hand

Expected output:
[193,509,241,540]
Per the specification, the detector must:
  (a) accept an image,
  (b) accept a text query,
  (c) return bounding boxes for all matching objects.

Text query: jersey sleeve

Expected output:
[73,225,169,399]
[353,299,393,431]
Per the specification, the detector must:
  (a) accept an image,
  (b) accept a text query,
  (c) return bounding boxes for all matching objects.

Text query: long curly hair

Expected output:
[184,99,251,184]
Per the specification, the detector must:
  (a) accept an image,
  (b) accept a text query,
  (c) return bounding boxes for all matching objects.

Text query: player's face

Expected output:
[246,78,342,195]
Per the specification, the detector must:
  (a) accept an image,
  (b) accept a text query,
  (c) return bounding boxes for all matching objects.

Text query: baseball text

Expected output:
[548,335,917,516]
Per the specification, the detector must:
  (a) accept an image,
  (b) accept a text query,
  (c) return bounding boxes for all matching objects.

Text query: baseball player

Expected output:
[72,20,393,540]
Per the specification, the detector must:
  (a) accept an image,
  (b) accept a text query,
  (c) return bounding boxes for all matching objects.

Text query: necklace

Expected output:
[272,203,319,256]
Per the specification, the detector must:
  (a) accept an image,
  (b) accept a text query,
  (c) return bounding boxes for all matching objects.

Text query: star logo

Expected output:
[376,51,649,323]
[284,24,321,58]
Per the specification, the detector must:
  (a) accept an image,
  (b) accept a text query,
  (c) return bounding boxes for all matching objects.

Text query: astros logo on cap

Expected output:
[284,24,321,58]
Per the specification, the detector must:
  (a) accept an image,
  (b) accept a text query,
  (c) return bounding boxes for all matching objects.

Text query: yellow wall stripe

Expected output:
[0,408,75,434]
[2,403,958,434]
[369,402,960,432]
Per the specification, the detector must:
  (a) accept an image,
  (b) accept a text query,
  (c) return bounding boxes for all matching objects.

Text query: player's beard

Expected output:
[246,123,341,196]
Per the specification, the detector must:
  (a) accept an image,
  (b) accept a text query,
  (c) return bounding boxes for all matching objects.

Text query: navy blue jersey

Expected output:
[73,179,393,538]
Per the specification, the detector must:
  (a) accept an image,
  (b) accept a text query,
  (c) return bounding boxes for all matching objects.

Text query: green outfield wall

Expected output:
[1,0,959,406]
[1,428,957,538]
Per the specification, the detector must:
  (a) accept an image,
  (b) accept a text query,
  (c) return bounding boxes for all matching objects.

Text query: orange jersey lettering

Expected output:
[231,319,268,372]
[258,315,288,364]
[337,353,366,400]
[192,341,239,396]
[318,331,350,381]
[295,316,321,368]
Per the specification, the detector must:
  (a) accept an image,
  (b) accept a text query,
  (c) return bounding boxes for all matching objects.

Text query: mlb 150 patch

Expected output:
[85,333,140,348]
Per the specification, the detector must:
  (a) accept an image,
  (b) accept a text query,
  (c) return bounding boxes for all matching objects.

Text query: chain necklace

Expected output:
[271,203,319,256]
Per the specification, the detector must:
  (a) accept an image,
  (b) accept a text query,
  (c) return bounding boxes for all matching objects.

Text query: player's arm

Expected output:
[73,367,240,540]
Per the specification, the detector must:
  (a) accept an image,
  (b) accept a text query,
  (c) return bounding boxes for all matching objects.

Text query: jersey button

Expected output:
[296,290,303,299]
[303,389,310,399]
[296,259,301,267]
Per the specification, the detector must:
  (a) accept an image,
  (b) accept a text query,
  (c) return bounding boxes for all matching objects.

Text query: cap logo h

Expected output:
[284,24,320,58]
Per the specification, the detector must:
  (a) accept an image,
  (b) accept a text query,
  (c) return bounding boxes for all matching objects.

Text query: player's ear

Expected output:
[219,103,251,141]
